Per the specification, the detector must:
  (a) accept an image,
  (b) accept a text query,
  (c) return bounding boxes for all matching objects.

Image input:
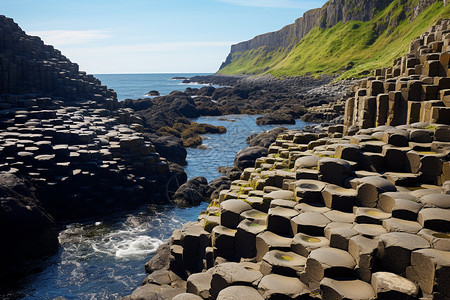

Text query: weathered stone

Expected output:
[320,278,375,300]
[260,250,307,276]
[258,274,309,299]
[371,272,419,299]
[217,286,264,300]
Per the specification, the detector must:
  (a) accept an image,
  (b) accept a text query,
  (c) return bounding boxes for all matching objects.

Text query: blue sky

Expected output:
[2,0,327,74]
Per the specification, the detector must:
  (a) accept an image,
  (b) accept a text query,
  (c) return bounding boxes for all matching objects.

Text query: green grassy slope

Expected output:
[218,1,450,79]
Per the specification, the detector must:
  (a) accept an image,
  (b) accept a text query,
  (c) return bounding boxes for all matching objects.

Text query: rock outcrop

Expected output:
[128,19,450,300]
[344,19,450,129]
[0,15,174,276]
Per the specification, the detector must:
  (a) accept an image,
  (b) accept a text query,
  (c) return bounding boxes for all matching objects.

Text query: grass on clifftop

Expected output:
[218,0,450,79]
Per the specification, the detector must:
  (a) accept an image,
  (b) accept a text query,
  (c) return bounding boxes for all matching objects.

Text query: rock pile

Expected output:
[0,16,117,102]
[344,19,450,130]
[0,15,174,277]
[129,123,450,299]
[128,20,450,300]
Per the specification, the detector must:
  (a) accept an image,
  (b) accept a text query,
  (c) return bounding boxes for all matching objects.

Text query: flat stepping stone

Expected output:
[255,231,292,261]
[321,184,356,213]
[240,209,268,224]
[210,262,263,299]
[323,210,355,223]
[353,223,388,238]
[212,225,237,260]
[220,199,252,229]
[410,248,450,296]
[294,179,326,203]
[354,207,391,225]
[236,219,267,259]
[305,247,356,282]
[204,215,220,233]
[263,190,294,201]
[260,250,307,277]
[418,208,450,232]
[269,199,296,209]
[217,286,263,300]
[244,197,265,211]
[291,233,330,257]
[267,206,299,236]
[258,274,309,299]
[418,229,450,251]
[320,278,375,300]
[382,218,422,234]
[186,273,212,299]
[295,202,330,213]
[378,232,430,275]
[419,193,450,208]
[318,157,352,186]
[371,271,419,299]
[291,212,331,236]
[356,176,397,208]
[325,226,358,251]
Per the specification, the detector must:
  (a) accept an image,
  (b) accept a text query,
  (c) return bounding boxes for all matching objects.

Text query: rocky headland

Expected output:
[125,19,450,300]
[0,15,177,286]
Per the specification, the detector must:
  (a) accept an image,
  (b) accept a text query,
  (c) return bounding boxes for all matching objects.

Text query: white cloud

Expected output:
[217,0,320,9]
[27,30,112,46]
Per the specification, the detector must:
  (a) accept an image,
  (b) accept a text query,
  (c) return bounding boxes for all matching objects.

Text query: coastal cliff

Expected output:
[218,0,450,78]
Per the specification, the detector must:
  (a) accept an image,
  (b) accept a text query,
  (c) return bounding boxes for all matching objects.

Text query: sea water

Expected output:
[13,74,309,299]
[95,73,217,100]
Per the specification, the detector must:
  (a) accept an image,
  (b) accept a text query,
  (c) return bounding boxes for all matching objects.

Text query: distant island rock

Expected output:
[146,90,160,96]
[182,79,191,83]
[171,76,187,80]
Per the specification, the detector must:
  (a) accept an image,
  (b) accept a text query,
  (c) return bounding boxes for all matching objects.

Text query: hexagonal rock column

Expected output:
[377,232,430,275]
[291,212,331,236]
[294,179,326,203]
[267,206,299,236]
[260,250,307,277]
[258,274,309,299]
[318,158,352,186]
[217,286,263,300]
[180,222,211,274]
[220,199,252,229]
[356,176,397,208]
[419,193,450,209]
[236,219,266,259]
[378,192,422,221]
[212,225,237,261]
[291,233,330,257]
[418,229,450,251]
[321,184,356,213]
[209,262,263,299]
[371,272,419,299]
[324,226,358,251]
[354,207,391,225]
[348,235,379,282]
[418,208,450,232]
[320,278,375,300]
[410,248,450,297]
[186,272,213,299]
[263,190,295,210]
[255,231,292,262]
[305,247,356,283]
[240,209,268,224]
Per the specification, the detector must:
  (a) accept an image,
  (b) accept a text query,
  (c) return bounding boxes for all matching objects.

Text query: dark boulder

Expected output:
[147,90,160,96]
[122,98,154,111]
[151,135,187,166]
[234,146,268,171]
[172,177,213,207]
[145,243,170,273]
[209,176,232,200]
[197,86,216,96]
[0,173,58,282]
[246,127,286,148]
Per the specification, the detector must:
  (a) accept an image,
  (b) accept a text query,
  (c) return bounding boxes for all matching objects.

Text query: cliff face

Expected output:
[219,0,445,76]
[0,16,117,102]
[220,0,394,69]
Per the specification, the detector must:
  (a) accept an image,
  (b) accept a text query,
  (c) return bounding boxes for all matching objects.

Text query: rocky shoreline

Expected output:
[124,20,450,300]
